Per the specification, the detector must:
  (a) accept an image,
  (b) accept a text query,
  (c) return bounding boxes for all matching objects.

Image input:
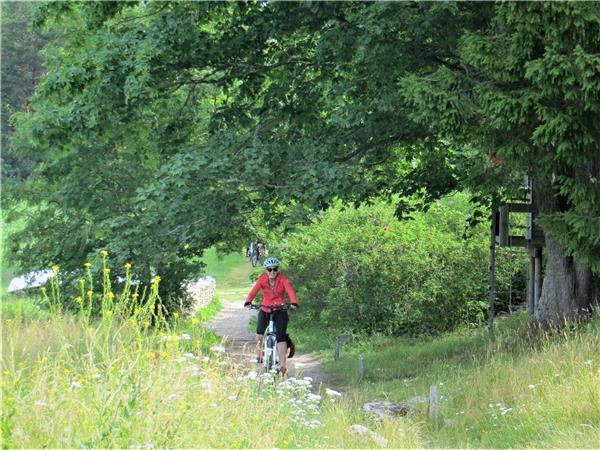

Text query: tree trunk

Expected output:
[535,235,598,324]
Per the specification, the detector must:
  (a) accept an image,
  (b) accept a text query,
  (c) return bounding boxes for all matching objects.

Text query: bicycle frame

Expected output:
[263,313,279,372]
[249,304,288,373]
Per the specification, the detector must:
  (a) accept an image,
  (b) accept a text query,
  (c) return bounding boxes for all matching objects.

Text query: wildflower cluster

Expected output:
[488,402,513,419]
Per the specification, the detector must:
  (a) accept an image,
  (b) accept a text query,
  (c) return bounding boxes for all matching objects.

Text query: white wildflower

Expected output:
[210,346,226,353]
[70,381,82,389]
[179,333,192,340]
[325,388,342,397]
[585,360,593,366]
[528,384,536,389]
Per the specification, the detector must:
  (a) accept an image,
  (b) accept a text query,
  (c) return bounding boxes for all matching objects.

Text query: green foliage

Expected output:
[0,1,50,181]
[281,194,526,336]
[403,2,600,273]
[6,1,599,320]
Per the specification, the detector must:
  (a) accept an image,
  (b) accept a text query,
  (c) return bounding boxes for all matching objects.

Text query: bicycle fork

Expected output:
[264,318,278,372]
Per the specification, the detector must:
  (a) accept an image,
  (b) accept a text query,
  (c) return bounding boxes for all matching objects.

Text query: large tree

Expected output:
[1,1,50,181]
[9,1,599,321]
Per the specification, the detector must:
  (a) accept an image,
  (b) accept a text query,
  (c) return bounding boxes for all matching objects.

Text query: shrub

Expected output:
[280,194,526,336]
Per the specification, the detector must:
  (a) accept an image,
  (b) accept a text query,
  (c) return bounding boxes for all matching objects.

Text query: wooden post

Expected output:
[334,334,349,361]
[488,212,497,337]
[428,385,438,425]
[358,355,365,381]
[527,247,535,315]
[534,247,543,309]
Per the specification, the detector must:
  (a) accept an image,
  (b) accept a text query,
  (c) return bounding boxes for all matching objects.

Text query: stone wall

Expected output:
[184,276,216,314]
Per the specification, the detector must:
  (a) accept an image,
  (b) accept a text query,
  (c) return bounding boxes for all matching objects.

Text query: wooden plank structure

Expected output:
[489,176,545,333]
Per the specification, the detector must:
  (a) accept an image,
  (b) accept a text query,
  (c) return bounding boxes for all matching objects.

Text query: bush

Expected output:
[280,194,526,336]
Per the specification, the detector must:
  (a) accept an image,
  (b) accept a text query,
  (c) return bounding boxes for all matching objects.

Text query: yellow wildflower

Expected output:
[128,318,136,326]
[143,320,150,328]
[79,278,85,286]
[51,265,60,273]
[5,319,12,325]
[41,287,47,294]
[75,296,83,305]
[173,312,179,319]
[84,262,91,268]
[107,292,114,300]
[104,310,113,318]
[124,262,132,270]
[146,351,154,359]
[101,250,108,257]
[64,368,71,375]
[104,268,111,274]
[151,275,161,285]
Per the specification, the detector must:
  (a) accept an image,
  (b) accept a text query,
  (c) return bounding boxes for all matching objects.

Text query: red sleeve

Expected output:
[282,275,297,305]
[245,276,263,304]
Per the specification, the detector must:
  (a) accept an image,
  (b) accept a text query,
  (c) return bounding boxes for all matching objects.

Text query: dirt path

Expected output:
[207,296,337,390]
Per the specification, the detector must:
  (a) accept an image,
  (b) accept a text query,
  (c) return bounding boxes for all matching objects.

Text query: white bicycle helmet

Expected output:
[263,257,280,268]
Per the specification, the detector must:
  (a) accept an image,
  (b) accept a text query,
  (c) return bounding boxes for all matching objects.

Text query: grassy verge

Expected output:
[299,312,600,448]
[1,257,421,448]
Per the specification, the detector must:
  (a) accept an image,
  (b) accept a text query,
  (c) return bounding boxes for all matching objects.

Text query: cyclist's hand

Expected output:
[290,304,298,310]
[244,302,252,308]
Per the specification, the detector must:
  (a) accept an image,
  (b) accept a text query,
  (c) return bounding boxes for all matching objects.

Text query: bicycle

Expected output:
[248,304,291,374]
[248,243,260,267]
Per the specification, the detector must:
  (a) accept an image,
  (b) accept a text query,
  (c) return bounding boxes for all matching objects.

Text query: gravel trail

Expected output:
[207,298,337,390]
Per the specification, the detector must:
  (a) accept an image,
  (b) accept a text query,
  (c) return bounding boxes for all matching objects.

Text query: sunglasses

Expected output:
[266,267,279,272]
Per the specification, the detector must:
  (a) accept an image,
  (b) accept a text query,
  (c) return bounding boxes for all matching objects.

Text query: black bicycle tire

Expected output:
[251,254,258,267]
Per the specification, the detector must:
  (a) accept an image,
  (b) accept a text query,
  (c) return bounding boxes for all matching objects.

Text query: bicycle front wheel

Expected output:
[264,336,277,373]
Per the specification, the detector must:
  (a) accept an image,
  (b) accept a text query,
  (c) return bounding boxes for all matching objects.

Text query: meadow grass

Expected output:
[0,255,421,448]
[201,247,254,291]
[307,312,600,448]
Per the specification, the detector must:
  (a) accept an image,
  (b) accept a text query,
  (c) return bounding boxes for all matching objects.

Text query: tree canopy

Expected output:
[7,1,599,320]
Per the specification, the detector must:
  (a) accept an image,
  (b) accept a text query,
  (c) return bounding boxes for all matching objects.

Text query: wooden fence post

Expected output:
[428,385,438,425]
[358,355,365,381]
[334,333,350,361]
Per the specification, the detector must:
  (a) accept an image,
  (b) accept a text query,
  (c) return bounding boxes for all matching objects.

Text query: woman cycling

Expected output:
[244,257,298,375]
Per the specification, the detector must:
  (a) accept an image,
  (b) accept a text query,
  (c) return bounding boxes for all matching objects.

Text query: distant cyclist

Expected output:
[244,257,298,375]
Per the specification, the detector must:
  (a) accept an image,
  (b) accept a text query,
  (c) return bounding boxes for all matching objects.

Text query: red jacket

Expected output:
[245,273,298,312]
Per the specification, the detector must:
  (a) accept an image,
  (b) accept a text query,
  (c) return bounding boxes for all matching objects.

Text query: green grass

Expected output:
[201,247,255,291]
[1,261,421,448]
[302,312,600,448]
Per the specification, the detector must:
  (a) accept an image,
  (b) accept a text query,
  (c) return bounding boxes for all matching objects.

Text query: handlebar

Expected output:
[247,304,294,313]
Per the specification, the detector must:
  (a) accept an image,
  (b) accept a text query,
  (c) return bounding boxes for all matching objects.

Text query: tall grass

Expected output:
[1,253,420,448]
[316,312,600,448]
